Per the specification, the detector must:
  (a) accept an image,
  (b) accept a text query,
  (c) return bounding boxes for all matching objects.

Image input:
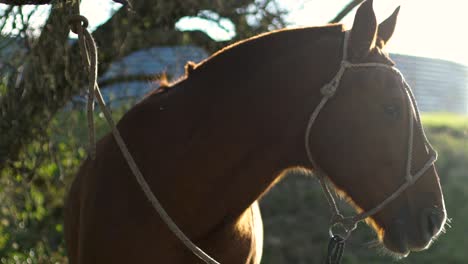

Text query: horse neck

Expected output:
[182,26,344,218]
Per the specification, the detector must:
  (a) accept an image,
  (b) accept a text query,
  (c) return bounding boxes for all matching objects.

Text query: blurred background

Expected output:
[0,0,466,263]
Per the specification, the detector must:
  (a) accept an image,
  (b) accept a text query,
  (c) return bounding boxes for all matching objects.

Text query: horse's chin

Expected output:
[380,226,436,258]
[376,243,411,260]
[366,218,411,258]
[382,231,411,258]
[366,214,443,258]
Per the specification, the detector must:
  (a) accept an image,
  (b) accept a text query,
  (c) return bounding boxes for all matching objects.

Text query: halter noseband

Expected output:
[305,31,438,240]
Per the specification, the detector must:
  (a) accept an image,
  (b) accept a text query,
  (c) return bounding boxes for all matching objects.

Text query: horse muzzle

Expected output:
[382,207,446,256]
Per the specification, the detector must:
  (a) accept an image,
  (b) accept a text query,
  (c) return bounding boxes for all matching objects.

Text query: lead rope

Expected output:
[305,31,438,264]
[326,235,345,264]
[68,15,220,264]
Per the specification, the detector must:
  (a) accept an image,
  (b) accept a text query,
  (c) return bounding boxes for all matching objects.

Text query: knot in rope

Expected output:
[320,82,338,97]
[340,61,351,68]
[68,15,89,35]
[320,61,351,98]
[330,212,345,225]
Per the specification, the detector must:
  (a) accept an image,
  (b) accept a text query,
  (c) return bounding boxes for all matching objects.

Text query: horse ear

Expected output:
[377,6,400,48]
[348,0,377,60]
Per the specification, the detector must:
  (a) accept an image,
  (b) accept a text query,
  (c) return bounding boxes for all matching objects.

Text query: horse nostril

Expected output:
[427,214,437,236]
[423,209,444,237]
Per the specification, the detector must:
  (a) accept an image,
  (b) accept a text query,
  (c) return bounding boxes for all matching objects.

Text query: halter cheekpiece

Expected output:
[305,31,438,245]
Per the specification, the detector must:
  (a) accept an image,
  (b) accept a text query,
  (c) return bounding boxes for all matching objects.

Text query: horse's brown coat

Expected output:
[65,1,446,263]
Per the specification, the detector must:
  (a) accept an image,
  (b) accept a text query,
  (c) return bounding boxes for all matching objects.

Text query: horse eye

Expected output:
[382,104,401,120]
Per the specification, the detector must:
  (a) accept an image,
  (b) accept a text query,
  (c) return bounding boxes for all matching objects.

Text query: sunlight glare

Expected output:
[175,13,236,42]
[1,0,466,66]
[281,0,468,65]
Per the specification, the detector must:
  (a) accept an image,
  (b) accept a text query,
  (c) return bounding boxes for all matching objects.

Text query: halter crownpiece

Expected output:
[305,30,438,240]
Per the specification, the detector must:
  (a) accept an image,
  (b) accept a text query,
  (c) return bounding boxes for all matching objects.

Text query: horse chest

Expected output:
[195,202,264,264]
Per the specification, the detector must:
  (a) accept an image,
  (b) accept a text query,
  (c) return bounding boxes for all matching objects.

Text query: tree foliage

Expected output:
[0,0,289,170]
[0,1,290,259]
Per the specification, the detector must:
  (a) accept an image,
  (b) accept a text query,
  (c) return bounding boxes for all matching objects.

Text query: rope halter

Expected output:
[305,30,438,240]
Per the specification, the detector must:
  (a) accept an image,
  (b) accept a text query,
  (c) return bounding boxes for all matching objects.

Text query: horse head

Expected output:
[306,0,447,256]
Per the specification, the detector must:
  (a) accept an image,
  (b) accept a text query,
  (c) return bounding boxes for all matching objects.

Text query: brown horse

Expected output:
[64,1,447,263]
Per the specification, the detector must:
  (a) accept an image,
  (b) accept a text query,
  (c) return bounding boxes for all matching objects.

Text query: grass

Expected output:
[422,113,468,132]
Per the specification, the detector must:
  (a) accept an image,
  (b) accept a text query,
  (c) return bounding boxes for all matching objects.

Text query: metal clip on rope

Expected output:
[329,214,358,240]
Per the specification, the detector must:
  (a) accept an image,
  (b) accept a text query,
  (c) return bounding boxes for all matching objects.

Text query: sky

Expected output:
[278,0,468,65]
[177,0,468,66]
[1,0,468,66]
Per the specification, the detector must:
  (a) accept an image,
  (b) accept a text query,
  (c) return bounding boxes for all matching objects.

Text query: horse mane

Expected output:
[185,61,197,76]
[146,24,344,99]
[193,24,344,74]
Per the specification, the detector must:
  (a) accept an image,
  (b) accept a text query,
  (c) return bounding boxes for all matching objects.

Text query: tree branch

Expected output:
[329,0,363,23]
[0,0,77,166]
[0,0,287,170]
[0,0,130,6]
[0,0,52,4]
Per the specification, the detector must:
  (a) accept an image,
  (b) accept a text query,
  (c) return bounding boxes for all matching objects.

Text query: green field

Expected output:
[422,113,468,131]
[0,111,467,263]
